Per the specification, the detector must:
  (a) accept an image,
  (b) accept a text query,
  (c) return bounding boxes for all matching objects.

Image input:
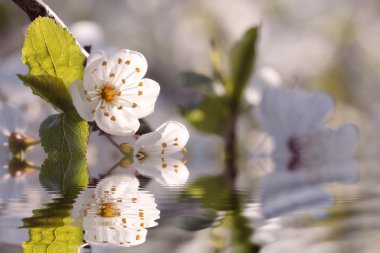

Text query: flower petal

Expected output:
[118,78,160,118]
[155,121,189,154]
[70,81,96,122]
[133,131,162,157]
[0,103,27,135]
[300,124,358,167]
[83,50,107,90]
[255,88,334,142]
[95,107,140,136]
[110,49,148,86]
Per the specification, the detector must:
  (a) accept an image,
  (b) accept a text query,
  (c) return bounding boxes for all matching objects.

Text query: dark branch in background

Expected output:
[10,0,89,57]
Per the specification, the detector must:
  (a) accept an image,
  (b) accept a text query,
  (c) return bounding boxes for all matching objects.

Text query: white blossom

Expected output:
[133,121,190,186]
[70,49,160,136]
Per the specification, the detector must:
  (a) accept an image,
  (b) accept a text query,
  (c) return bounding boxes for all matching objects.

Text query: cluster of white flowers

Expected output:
[247,68,358,218]
[71,50,190,184]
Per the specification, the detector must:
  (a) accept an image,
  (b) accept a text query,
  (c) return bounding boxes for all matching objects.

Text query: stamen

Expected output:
[118,58,122,64]
[111,116,116,121]
[138,91,143,96]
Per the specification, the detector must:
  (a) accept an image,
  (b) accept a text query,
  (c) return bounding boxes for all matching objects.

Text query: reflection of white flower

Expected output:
[70,50,160,136]
[0,103,28,173]
[258,171,333,218]
[133,121,190,186]
[83,174,160,247]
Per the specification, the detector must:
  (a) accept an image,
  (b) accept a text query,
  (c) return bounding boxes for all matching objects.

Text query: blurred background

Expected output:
[1,0,380,252]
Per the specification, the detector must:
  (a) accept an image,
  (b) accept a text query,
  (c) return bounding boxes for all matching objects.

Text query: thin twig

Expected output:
[10,0,89,57]
[104,135,120,150]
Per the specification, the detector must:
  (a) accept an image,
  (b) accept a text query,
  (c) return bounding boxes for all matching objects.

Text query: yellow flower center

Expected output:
[100,86,116,102]
[98,202,120,217]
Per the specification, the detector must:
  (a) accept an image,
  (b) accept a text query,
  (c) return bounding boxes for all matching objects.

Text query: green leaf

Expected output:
[229,27,259,105]
[176,72,214,93]
[22,17,85,86]
[39,110,89,193]
[18,74,73,112]
[182,96,230,136]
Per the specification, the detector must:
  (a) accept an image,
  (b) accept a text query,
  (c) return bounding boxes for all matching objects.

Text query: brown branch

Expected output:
[10,0,89,57]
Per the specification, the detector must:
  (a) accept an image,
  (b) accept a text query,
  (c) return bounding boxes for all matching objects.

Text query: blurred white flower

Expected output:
[70,49,160,136]
[82,174,160,247]
[70,21,105,49]
[0,103,31,167]
[133,121,190,186]
[255,87,358,218]
[255,87,358,173]
[245,67,282,106]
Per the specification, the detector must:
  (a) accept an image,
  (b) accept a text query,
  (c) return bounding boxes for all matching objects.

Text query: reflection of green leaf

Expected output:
[39,110,89,193]
[229,27,259,104]
[22,17,85,86]
[211,210,260,253]
[23,195,84,253]
[182,175,233,210]
[182,96,230,136]
[18,74,73,112]
[172,214,216,231]
[176,72,214,92]
[23,226,83,253]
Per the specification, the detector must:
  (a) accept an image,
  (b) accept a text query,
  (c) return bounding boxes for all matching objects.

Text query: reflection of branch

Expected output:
[225,113,237,180]
[10,0,89,57]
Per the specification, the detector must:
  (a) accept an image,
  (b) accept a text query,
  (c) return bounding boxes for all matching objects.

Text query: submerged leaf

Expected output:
[22,17,85,86]
[39,110,89,193]
[18,74,73,112]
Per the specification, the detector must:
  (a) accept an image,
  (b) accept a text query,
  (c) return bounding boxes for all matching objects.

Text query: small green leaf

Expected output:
[229,27,259,104]
[22,17,85,86]
[18,74,73,112]
[176,72,214,93]
[39,110,89,193]
[182,96,230,136]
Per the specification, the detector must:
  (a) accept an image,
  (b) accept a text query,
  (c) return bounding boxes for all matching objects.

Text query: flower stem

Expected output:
[104,135,120,150]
